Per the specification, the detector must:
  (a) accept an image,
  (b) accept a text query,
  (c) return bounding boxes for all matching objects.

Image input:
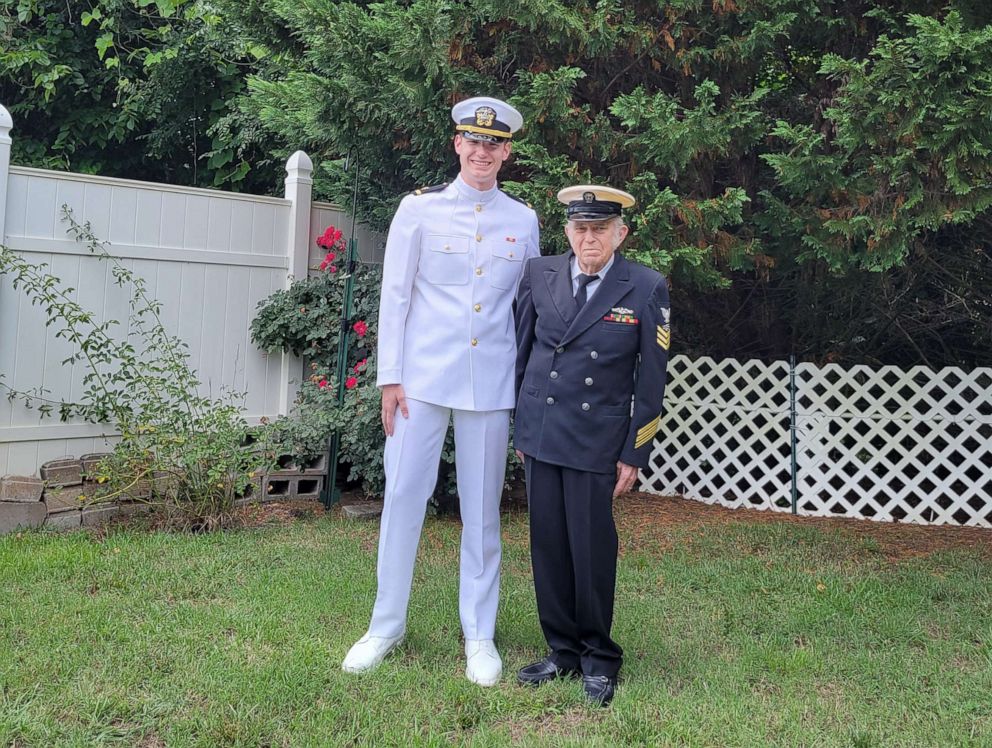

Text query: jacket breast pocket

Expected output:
[490,242,525,291]
[600,321,639,334]
[419,234,471,285]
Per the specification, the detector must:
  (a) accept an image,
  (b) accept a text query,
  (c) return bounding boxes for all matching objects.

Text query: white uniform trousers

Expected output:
[367,398,511,640]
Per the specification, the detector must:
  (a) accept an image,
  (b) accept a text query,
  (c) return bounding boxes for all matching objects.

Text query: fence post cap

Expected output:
[0,104,12,133]
[285,150,313,175]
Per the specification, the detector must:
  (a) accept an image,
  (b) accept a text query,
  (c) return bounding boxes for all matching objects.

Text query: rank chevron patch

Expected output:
[656,324,671,351]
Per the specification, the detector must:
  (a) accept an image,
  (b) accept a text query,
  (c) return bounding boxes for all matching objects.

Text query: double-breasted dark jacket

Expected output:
[513,251,671,475]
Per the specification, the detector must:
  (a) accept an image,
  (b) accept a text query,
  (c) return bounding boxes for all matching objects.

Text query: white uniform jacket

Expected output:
[376,175,541,411]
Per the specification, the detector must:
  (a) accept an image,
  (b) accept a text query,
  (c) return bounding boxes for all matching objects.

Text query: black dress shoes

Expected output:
[516,657,580,686]
[582,674,617,706]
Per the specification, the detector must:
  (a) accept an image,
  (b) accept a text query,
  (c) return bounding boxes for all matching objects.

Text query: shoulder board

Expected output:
[502,190,532,209]
[411,182,448,196]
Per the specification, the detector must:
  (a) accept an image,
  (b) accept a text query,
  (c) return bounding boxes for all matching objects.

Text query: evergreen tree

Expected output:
[224,0,992,366]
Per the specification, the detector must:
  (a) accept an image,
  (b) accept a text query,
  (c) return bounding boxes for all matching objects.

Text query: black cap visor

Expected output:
[566,200,623,222]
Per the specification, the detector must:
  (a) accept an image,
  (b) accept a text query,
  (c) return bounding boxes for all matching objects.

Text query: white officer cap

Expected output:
[451,96,523,143]
[557,185,636,221]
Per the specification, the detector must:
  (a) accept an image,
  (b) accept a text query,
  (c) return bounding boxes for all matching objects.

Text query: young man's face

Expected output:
[454,134,512,187]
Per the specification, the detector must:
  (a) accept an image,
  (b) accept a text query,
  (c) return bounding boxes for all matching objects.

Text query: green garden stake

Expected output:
[321,151,361,508]
[789,353,798,515]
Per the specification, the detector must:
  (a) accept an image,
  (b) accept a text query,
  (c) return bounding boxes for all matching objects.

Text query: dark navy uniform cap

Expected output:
[557,185,636,222]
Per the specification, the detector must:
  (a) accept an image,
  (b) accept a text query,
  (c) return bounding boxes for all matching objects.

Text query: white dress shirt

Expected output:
[569,252,616,302]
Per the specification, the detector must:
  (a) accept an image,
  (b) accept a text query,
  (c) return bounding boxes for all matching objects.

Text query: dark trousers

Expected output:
[524,456,622,677]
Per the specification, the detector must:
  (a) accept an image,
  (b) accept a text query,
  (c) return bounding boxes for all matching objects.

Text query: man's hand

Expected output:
[515,449,525,463]
[381,384,409,437]
[614,461,638,497]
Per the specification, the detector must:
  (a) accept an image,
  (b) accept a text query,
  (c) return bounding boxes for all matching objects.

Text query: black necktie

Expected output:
[574,273,598,310]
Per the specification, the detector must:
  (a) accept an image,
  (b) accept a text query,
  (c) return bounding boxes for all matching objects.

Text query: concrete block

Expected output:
[272,453,327,476]
[45,510,82,531]
[296,454,327,475]
[40,457,83,488]
[80,452,111,480]
[0,475,44,503]
[260,474,323,501]
[0,502,47,533]
[342,501,384,520]
[81,504,119,527]
[44,485,95,513]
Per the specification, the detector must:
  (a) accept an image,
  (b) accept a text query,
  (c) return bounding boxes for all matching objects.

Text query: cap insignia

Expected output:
[475,106,496,128]
[583,191,596,203]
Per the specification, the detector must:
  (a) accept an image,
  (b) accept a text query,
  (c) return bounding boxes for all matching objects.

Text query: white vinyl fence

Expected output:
[643,356,992,527]
[0,105,381,477]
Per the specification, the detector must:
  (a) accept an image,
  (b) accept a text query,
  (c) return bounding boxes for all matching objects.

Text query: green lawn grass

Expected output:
[1,505,990,747]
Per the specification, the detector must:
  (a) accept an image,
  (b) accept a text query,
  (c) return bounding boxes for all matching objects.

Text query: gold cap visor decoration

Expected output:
[452,96,523,143]
[557,185,636,222]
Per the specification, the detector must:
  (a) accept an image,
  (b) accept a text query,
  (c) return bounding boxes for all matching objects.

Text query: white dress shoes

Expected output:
[465,639,502,686]
[341,632,404,673]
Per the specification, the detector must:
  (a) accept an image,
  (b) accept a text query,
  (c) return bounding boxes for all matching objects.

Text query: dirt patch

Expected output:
[614,492,992,561]
[232,499,326,528]
[229,490,990,562]
[496,706,603,743]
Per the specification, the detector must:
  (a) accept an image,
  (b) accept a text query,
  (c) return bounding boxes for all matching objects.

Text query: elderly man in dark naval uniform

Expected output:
[512,185,671,705]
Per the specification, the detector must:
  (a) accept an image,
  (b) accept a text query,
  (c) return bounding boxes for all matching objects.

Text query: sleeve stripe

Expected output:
[634,414,661,448]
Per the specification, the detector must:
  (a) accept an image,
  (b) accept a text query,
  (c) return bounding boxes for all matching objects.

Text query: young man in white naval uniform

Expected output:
[342,97,540,685]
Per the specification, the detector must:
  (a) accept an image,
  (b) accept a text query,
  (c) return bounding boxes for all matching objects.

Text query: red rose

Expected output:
[345,376,358,390]
[316,225,344,250]
[353,320,368,337]
[354,357,368,373]
[318,378,328,389]
[329,264,338,273]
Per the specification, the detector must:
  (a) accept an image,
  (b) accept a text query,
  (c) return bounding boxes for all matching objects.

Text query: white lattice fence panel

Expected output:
[641,356,794,512]
[795,363,992,527]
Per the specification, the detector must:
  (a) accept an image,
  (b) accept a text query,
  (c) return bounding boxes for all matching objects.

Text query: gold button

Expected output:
[474,304,481,312]
[476,235,482,242]
[475,204,482,212]
[475,267,483,276]
[471,338,478,346]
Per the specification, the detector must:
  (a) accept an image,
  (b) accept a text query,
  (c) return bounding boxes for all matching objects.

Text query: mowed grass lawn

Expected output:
[1,496,991,747]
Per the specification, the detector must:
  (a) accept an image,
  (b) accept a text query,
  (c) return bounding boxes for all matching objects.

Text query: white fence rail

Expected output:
[642,356,992,528]
[0,105,382,477]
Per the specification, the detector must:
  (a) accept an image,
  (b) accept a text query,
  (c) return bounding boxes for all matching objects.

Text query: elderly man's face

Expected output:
[454,134,512,189]
[565,218,629,274]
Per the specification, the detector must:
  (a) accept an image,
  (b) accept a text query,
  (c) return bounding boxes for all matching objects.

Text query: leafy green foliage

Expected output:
[0,0,280,190]
[763,12,992,272]
[225,0,992,366]
[6,0,991,367]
